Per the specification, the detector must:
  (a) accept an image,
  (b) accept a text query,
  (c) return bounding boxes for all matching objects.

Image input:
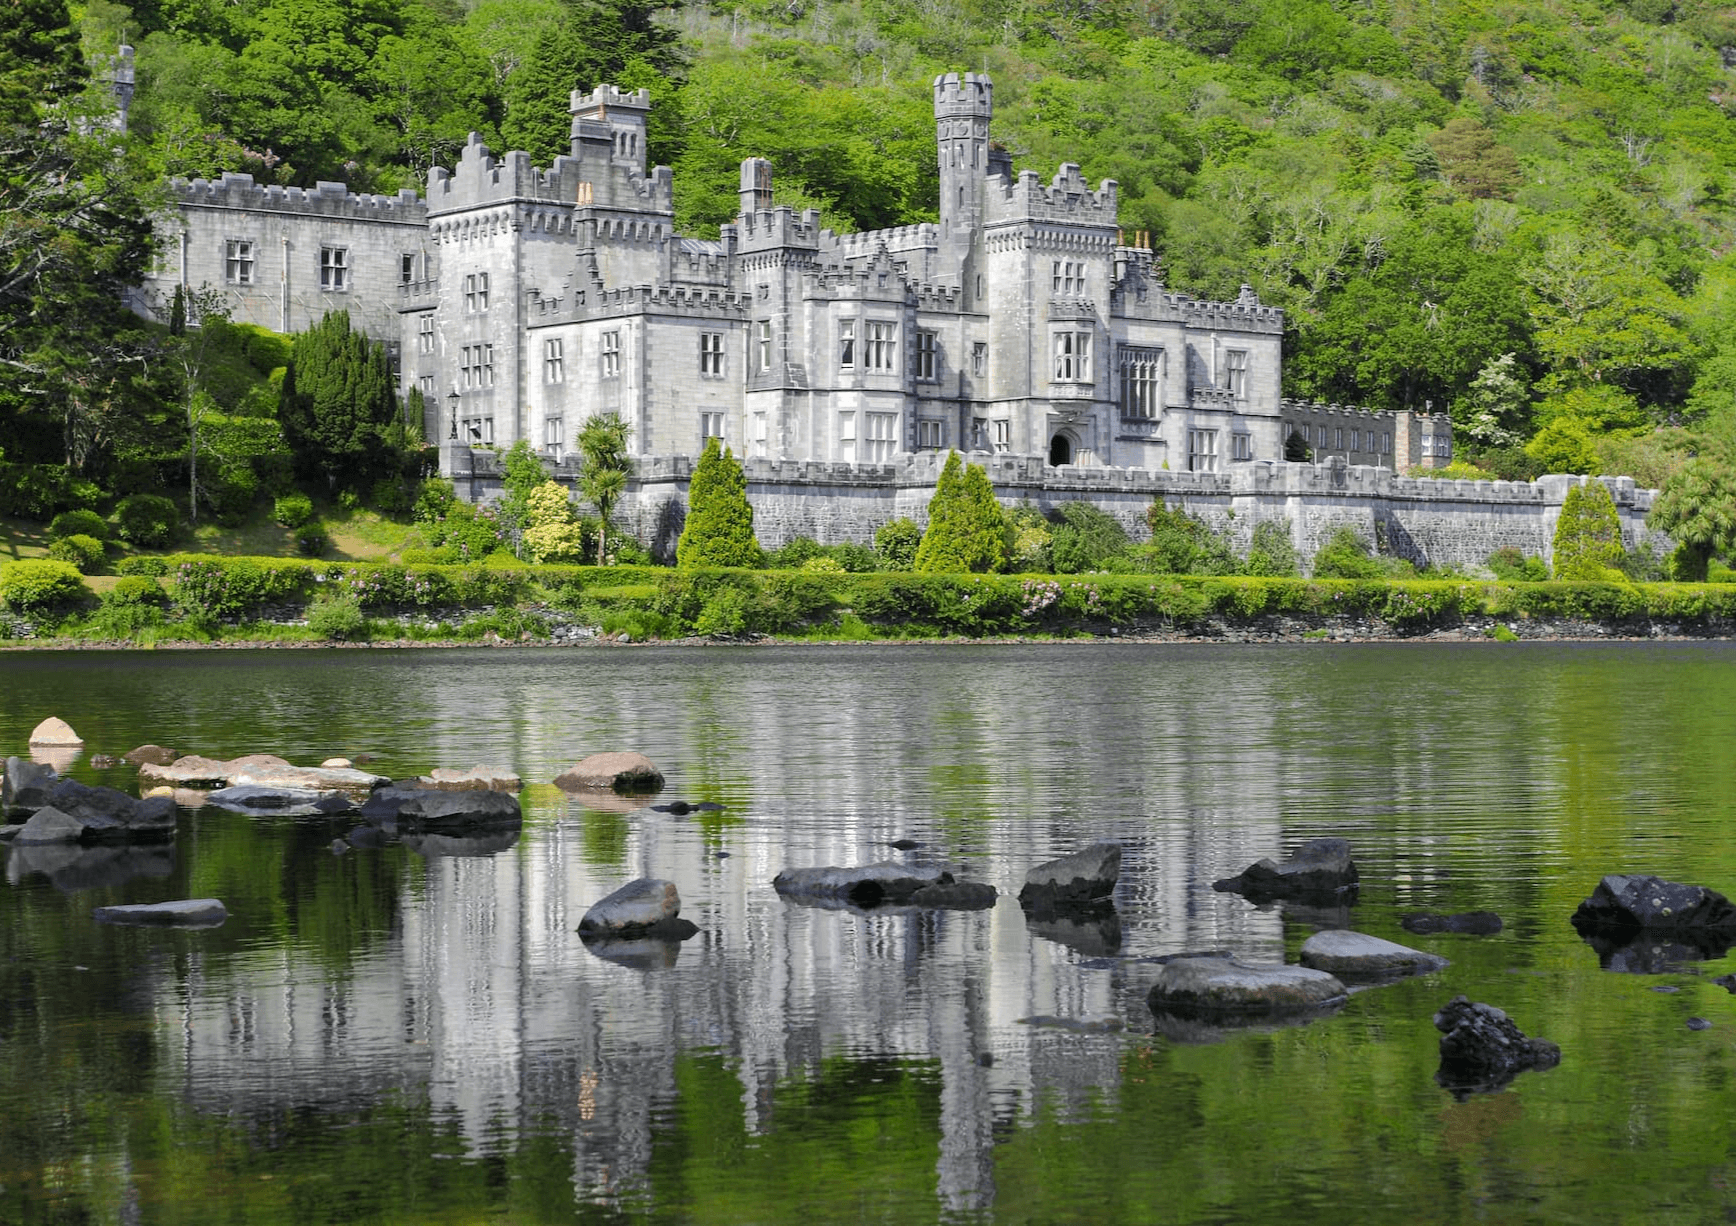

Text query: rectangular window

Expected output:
[972,417,988,449]
[419,374,435,396]
[464,272,489,312]
[866,322,897,371]
[1053,331,1091,382]
[544,338,564,384]
[917,419,943,449]
[319,247,348,292]
[460,345,493,389]
[417,314,435,354]
[701,411,725,443]
[1188,429,1219,472]
[401,253,416,284]
[699,332,724,376]
[992,419,1010,453]
[751,412,768,459]
[600,330,620,379]
[864,412,898,462]
[1383,432,1391,455]
[971,342,988,377]
[225,240,255,285]
[1051,260,1084,295]
[1224,349,1248,398]
[1351,429,1361,451]
[1118,345,1162,418]
[545,415,564,456]
[1335,427,1344,450]
[915,330,938,381]
[757,321,772,373]
[839,411,856,462]
[1232,433,1253,461]
[461,416,494,445]
[839,319,856,368]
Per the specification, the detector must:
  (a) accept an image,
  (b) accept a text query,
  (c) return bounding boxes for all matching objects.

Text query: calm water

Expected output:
[0,642,1733,1224]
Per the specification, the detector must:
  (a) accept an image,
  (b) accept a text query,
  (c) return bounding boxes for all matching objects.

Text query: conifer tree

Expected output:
[677,437,762,567]
[278,311,400,491]
[1552,480,1625,580]
[915,450,1010,573]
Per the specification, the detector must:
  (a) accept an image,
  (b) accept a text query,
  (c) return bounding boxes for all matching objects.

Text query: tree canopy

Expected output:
[677,437,761,568]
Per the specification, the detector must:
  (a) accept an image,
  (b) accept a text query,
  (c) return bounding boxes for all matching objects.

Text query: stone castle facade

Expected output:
[140,73,1454,482]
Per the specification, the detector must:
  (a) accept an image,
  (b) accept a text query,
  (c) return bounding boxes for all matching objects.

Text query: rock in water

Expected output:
[92,899,228,927]
[1213,837,1359,901]
[1570,874,1736,936]
[1147,954,1348,1017]
[1018,843,1120,908]
[1299,930,1449,979]
[553,752,665,794]
[28,718,82,747]
[421,766,522,792]
[773,861,945,907]
[578,878,697,939]
[123,745,178,767]
[1433,995,1560,1095]
[2,757,59,813]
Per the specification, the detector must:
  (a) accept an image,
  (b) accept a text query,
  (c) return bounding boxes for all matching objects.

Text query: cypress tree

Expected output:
[677,437,763,567]
[1552,480,1625,580]
[915,451,1009,573]
[278,311,399,491]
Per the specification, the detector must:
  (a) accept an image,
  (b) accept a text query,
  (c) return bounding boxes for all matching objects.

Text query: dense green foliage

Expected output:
[576,411,632,562]
[1552,480,1625,579]
[914,452,1009,573]
[112,492,179,547]
[48,509,106,541]
[277,311,402,493]
[0,559,90,611]
[1649,454,1736,579]
[678,438,763,568]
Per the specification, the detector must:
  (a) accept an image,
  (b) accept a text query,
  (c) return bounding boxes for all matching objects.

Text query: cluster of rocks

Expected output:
[2,758,176,845]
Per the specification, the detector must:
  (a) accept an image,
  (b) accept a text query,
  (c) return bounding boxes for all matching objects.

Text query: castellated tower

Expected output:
[933,73,992,262]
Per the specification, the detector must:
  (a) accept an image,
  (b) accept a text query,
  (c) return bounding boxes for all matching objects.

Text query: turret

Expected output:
[569,84,650,174]
[933,72,993,249]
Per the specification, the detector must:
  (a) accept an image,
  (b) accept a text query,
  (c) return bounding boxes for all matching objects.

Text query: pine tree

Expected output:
[915,451,1010,573]
[278,311,400,491]
[677,437,762,567]
[1552,480,1625,580]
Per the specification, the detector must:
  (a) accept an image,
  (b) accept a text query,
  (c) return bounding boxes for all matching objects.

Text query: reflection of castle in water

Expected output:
[143,655,1336,1214]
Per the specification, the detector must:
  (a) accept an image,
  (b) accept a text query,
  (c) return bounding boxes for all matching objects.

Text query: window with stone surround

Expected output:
[460,344,493,389]
[700,332,724,376]
[1335,427,1344,450]
[401,253,416,284]
[992,419,1010,453]
[839,411,856,462]
[600,330,620,379]
[318,246,347,292]
[865,322,896,371]
[544,338,563,384]
[417,314,434,354]
[915,330,938,381]
[1224,349,1248,398]
[464,273,488,312]
[971,342,987,377]
[1053,330,1091,382]
[751,412,768,459]
[839,319,856,368]
[225,239,254,285]
[757,321,772,373]
[1232,432,1253,461]
[545,416,564,456]
[419,375,434,397]
[917,419,943,449]
[1188,429,1218,473]
[1118,345,1161,418]
[1351,428,1361,451]
[864,412,898,461]
[1052,260,1084,295]
[701,411,724,444]
[462,416,494,444]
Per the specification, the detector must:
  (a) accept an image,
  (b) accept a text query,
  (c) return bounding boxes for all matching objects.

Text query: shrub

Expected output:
[106,576,168,607]
[113,494,180,549]
[115,555,170,577]
[678,439,763,568]
[172,558,310,618]
[1552,481,1625,581]
[47,534,105,573]
[766,537,825,570]
[0,464,101,521]
[1311,527,1387,579]
[1144,503,1238,575]
[827,543,881,573]
[48,509,106,541]
[1486,547,1549,582]
[307,594,368,640]
[426,502,508,562]
[296,525,329,556]
[414,477,457,524]
[0,560,90,611]
[1244,521,1298,577]
[1007,506,1053,573]
[274,492,314,528]
[801,555,846,573]
[694,587,750,636]
[370,476,415,518]
[1049,502,1130,573]
[874,518,922,571]
[914,452,1010,573]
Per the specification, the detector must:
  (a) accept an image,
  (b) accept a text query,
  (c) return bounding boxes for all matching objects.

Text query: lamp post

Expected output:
[447,389,459,441]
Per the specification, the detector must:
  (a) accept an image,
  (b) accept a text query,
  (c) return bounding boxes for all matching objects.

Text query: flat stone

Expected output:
[394,788,522,831]
[137,755,234,788]
[554,752,665,794]
[1147,954,1348,1017]
[320,757,353,769]
[139,754,389,798]
[773,861,945,907]
[1213,837,1359,900]
[28,717,82,747]
[1299,930,1449,979]
[1019,842,1120,907]
[421,765,521,792]
[123,745,178,766]
[579,878,692,935]
[13,806,91,845]
[206,784,330,814]
[92,898,227,927]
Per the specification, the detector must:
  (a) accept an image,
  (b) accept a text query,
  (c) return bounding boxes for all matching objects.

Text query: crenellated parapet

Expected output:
[984,164,1118,225]
[566,282,753,320]
[830,223,940,261]
[426,133,673,218]
[169,173,426,223]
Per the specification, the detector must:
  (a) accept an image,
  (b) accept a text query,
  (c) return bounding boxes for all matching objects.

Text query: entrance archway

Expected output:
[1049,433,1074,467]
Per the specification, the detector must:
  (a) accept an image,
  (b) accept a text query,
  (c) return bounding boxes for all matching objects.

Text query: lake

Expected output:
[0,641,1733,1224]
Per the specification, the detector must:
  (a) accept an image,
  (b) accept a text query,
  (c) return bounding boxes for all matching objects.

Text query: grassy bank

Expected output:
[3,556,1735,647]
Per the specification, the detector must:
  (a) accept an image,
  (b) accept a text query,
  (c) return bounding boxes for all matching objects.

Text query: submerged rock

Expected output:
[554,752,665,794]
[402,829,521,857]
[1299,930,1448,979]
[1402,911,1503,936]
[1434,995,1560,1096]
[774,861,945,908]
[1213,838,1359,901]
[1570,874,1736,937]
[138,754,388,797]
[1018,843,1120,909]
[28,717,82,747]
[1147,954,1348,1018]
[1025,907,1123,956]
[92,898,228,927]
[578,878,698,939]
[909,878,997,910]
[421,765,521,793]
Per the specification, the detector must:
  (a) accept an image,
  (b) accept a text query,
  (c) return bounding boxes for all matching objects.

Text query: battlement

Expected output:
[735,205,824,249]
[569,84,651,116]
[1280,399,1407,424]
[170,174,426,222]
[427,133,672,216]
[987,164,1117,224]
[933,72,993,117]
[573,283,752,319]
[831,223,939,259]
[1171,285,1284,333]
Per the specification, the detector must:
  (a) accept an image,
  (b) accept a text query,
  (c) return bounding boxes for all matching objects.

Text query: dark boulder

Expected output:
[12,806,91,845]
[1018,843,1120,909]
[1213,837,1358,901]
[42,779,174,841]
[2,757,58,813]
[1402,911,1503,936]
[908,876,997,910]
[1571,874,1736,937]
[123,744,178,767]
[578,878,699,939]
[396,788,522,833]
[773,861,947,908]
[1434,996,1560,1096]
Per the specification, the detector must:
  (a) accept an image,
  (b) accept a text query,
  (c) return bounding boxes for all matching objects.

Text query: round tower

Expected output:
[933,72,992,245]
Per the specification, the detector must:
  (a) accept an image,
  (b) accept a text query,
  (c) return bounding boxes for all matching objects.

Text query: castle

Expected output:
[143,74,1453,480]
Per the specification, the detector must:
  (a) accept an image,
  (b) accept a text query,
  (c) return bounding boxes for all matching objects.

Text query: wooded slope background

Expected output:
[70,0,1736,481]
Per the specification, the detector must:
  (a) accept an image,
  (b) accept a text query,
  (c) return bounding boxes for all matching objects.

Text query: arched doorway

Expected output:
[1049,433,1074,467]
